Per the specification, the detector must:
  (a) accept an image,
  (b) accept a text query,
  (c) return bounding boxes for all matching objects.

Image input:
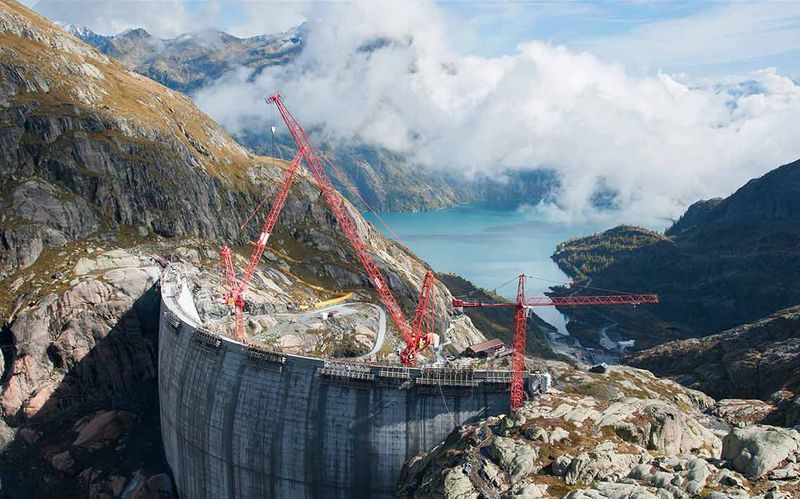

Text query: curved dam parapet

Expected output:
[159,264,522,498]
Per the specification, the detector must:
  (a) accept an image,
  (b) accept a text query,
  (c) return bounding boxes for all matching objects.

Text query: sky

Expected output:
[21,0,800,225]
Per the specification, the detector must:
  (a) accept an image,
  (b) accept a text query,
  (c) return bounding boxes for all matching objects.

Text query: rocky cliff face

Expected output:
[626,305,800,426]
[71,22,559,213]
[398,362,800,498]
[550,160,800,351]
[0,1,488,496]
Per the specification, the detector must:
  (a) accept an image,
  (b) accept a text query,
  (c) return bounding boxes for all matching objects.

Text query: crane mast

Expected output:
[410,271,436,353]
[511,275,527,411]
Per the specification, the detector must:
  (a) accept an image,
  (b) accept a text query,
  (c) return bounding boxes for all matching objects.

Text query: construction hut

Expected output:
[464,338,504,358]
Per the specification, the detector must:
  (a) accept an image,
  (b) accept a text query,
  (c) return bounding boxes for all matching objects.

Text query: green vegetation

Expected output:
[553,225,668,280]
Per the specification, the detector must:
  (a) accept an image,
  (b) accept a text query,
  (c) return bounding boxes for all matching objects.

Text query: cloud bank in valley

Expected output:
[190,0,800,225]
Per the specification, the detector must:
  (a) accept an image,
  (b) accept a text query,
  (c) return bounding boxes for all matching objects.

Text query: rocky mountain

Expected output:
[0,1,489,495]
[627,305,800,426]
[398,361,800,498]
[64,23,303,93]
[550,159,800,351]
[9,3,800,499]
[70,22,558,213]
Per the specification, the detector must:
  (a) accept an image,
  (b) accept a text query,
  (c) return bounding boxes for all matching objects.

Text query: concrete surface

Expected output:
[159,264,518,498]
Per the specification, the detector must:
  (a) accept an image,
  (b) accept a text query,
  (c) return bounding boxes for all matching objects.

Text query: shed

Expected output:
[464,338,505,358]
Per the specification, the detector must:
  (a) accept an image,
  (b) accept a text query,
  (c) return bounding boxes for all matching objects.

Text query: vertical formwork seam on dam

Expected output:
[158,265,516,499]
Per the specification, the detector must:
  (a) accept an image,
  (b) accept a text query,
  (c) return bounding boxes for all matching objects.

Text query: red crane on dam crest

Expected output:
[454,274,659,411]
[220,93,437,365]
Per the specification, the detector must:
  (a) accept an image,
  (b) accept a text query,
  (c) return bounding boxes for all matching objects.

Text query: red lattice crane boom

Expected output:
[268,93,431,364]
[221,152,304,341]
[454,276,659,411]
[411,271,436,354]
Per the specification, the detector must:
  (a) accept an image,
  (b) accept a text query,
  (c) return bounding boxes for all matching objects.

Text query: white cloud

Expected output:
[581,2,800,75]
[30,0,220,37]
[193,0,800,225]
[225,0,310,38]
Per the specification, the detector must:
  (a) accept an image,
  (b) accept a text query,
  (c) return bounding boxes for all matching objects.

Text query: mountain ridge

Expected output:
[69,21,559,213]
[62,22,303,93]
[550,159,800,350]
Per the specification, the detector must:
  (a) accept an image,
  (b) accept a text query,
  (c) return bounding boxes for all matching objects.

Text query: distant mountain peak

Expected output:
[60,23,97,37]
[118,27,152,39]
[67,22,304,93]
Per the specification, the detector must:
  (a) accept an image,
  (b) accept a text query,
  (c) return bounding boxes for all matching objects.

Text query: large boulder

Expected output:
[722,425,800,478]
[563,441,647,485]
[72,410,139,451]
[488,436,540,480]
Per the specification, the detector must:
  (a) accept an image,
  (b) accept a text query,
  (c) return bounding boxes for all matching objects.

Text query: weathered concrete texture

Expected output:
[159,266,515,498]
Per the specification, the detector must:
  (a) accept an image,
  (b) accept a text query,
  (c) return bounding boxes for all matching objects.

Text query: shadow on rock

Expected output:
[0,273,174,498]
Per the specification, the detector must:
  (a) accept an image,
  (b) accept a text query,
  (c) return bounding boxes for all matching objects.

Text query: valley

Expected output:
[67,22,561,214]
[1,1,800,498]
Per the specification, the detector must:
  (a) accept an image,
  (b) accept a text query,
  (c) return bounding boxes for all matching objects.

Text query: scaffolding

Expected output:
[243,344,286,372]
[192,329,222,355]
[376,365,413,388]
[416,367,478,395]
[317,361,376,389]
[482,370,513,392]
[164,311,181,332]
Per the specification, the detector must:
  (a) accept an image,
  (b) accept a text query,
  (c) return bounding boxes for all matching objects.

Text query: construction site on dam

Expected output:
[157,94,659,498]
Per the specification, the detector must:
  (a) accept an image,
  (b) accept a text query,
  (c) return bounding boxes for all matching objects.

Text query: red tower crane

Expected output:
[221,151,305,341]
[410,271,437,355]
[453,275,659,411]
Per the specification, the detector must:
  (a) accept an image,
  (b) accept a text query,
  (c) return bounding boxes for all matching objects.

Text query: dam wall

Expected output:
[158,265,519,498]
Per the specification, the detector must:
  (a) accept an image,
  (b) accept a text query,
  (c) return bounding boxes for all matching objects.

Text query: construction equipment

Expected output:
[410,270,437,357]
[453,275,659,411]
[222,93,436,364]
[221,152,304,341]
[270,92,437,364]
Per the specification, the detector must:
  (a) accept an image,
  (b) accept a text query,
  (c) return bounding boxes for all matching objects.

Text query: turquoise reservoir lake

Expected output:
[364,204,603,332]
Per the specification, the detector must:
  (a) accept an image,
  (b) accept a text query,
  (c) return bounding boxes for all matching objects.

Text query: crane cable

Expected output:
[454,275,520,299]
[237,107,286,232]
[320,152,409,247]
[524,274,639,296]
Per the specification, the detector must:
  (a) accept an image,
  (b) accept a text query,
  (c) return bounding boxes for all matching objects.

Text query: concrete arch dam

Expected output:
[159,265,519,498]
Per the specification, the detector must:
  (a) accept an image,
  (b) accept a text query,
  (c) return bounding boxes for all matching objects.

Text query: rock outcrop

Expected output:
[0,245,172,496]
[398,363,800,498]
[722,426,800,479]
[627,305,800,426]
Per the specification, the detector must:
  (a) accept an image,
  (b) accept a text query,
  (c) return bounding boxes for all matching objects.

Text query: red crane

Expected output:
[454,275,659,411]
[410,271,437,356]
[225,93,435,364]
[221,151,305,341]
